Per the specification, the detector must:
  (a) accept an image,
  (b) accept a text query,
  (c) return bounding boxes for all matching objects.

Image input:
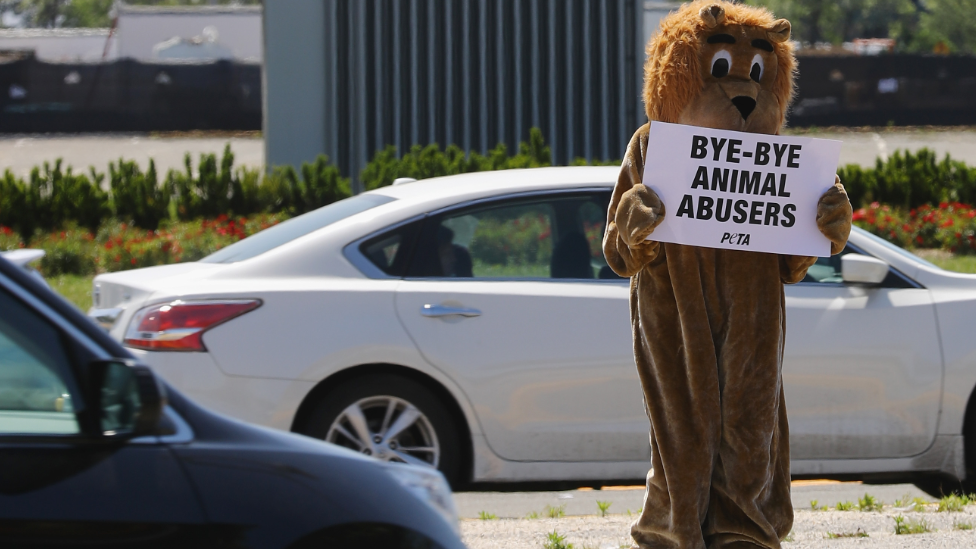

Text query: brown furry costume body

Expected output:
[603,3,852,548]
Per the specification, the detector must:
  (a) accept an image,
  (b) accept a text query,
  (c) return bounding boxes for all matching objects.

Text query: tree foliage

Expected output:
[748,0,976,54]
[3,0,260,28]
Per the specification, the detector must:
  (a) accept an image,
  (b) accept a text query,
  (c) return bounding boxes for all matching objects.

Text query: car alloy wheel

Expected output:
[299,374,463,487]
[326,395,441,468]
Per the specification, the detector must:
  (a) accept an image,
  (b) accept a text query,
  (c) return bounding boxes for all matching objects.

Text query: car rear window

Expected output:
[201,194,396,264]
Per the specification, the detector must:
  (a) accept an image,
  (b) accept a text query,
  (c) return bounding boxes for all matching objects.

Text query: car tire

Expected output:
[299,374,463,487]
[913,416,976,498]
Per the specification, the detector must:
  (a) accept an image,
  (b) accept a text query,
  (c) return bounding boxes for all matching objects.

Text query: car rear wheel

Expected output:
[299,374,462,487]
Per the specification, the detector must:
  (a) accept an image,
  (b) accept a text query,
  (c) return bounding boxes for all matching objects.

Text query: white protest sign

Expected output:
[642,122,841,257]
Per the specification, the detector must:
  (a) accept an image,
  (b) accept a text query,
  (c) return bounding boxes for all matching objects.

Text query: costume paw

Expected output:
[615,184,666,247]
[816,175,853,255]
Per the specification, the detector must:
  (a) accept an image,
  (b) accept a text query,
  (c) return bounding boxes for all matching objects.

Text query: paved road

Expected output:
[785,128,976,169]
[0,134,263,178]
[454,481,931,519]
[0,129,974,179]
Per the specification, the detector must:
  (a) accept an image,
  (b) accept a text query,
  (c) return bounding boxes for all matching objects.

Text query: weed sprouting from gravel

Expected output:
[809,499,828,511]
[544,504,566,519]
[894,515,934,535]
[938,494,969,512]
[858,493,883,512]
[954,520,973,530]
[525,510,541,519]
[543,530,573,549]
[478,511,497,520]
[824,528,869,538]
[894,494,930,510]
[596,500,612,517]
[835,501,855,511]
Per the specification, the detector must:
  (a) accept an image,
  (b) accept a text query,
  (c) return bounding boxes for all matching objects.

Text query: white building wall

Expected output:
[117,6,262,61]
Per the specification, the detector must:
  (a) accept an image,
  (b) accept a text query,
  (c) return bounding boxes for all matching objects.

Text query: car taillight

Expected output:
[124,300,260,352]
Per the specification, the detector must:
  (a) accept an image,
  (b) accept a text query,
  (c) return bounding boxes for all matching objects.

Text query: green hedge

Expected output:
[0,145,349,241]
[838,148,976,210]
[5,129,971,245]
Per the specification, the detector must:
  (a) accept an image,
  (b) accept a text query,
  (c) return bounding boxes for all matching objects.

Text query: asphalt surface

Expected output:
[0,134,264,178]
[454,481,931,519]
[0,129,974,179]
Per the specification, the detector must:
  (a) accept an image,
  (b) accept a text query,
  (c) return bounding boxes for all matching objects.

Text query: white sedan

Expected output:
[90,166,976,490]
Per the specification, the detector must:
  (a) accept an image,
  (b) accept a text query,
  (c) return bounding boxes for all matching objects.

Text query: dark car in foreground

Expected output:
[0,255,463,549]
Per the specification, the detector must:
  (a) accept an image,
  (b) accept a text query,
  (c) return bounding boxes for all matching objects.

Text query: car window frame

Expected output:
[343,187,626,283]
[793,240,924,289]
[0,273,105,441]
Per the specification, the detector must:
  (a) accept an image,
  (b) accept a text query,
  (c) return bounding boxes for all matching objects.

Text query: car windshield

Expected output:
[201,194,396,264]
[853,226,940,270]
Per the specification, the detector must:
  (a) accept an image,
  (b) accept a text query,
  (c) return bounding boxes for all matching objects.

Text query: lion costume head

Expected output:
[644,0,795,135]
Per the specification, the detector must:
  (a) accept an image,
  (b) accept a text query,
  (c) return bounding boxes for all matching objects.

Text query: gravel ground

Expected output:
[461,507,976,549]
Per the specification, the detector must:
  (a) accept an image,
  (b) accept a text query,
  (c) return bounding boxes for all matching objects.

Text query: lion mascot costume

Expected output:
[603,2,852,548]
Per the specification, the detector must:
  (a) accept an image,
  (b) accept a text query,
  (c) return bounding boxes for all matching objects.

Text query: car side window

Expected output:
[801,247,915,288]
[802,249,850,284]
[406,192,624,280]
[359,219,423,277]
[0,288,80,435]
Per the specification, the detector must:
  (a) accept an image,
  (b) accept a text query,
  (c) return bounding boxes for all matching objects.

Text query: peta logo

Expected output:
[720,232,751,246]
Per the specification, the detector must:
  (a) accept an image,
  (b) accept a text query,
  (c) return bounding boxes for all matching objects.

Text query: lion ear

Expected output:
[767,19,791,43]
[699,4,726,28]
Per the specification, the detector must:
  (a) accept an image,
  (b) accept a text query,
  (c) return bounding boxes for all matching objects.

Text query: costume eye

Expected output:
[750,54,764,82]
[710,50,731,78]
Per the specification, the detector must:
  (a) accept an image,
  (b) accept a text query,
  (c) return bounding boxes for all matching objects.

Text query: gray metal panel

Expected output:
[267,0,643,183]
[263,0,327,173]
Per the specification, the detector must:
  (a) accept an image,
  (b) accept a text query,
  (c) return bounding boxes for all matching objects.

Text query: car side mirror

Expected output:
[86,359,166,438]
[841,254,888,285]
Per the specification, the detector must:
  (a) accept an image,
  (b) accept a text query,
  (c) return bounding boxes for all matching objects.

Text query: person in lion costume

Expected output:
[603,2,852,548]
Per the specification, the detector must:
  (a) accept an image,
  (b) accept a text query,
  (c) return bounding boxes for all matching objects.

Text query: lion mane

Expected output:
[643,0,796,127]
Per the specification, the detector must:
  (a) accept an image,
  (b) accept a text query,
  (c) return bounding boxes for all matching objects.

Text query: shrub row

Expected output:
[360,127,617,190]
[839,148,976,210]
[0,146,349,240]
[0,128,618,241]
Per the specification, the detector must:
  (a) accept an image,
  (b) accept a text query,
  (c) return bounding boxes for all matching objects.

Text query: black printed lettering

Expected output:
[760,173,777,196]
[733,200,748,223]
[764,202,781,226]
[749,201,763,225]
[787,144,802,168]
[691,166,709,190]
[691,135,708,159]
[715,198,732,222]
[755,142,770,165]
[773,143,788,167]
[712,168,729,192]
[710,137,727,161]
[697,196,714,220]
[738,170,761,194]
[778,173,790,197]
[726,139,742,163]
[677,194,695,218]
[782,203,796,227]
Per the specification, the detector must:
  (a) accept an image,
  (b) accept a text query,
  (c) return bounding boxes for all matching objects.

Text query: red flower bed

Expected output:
[853,201,976,255]
[1,213,287,276]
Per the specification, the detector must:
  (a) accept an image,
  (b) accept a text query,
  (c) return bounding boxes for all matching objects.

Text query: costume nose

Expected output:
[731,96,756,119]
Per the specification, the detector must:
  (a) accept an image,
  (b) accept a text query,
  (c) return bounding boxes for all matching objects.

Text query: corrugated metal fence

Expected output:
[320,0,645,185]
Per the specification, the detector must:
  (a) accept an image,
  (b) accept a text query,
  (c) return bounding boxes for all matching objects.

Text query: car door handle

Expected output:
[421,304,482,318]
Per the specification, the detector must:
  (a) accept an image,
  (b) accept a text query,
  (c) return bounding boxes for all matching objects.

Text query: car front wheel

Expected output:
[299,374,462,487]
